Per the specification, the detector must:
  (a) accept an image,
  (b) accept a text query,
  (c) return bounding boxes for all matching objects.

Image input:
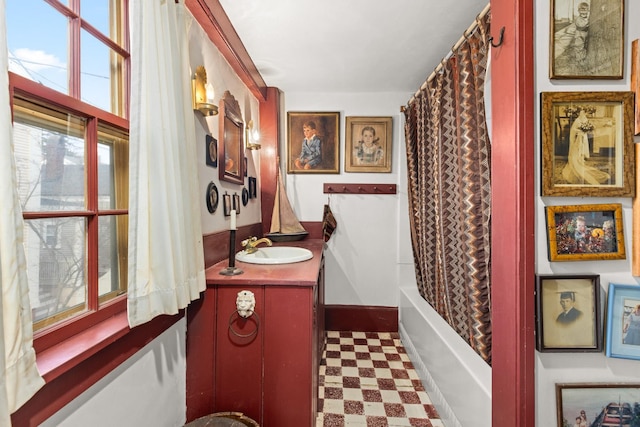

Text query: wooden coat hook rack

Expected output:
[323,183,397,195]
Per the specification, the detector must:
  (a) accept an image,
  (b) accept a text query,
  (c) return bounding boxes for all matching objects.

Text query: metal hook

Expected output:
[488,27,505,48]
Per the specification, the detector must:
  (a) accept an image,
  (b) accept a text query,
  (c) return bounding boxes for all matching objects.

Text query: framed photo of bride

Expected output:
[540,91,634,197]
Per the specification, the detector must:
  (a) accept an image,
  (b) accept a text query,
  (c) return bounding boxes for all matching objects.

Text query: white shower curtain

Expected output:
[0,0,45,421]
[127,0,206,327]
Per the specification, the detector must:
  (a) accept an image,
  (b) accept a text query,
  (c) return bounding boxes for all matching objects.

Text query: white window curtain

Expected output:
[0,0,46,421]
[128,0,206,327]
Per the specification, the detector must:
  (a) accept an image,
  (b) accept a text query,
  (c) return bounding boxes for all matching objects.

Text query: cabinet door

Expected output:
[215,286,263,423]
[263,286,314,427]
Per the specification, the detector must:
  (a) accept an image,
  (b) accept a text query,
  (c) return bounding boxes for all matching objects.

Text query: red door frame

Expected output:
[490,0,536,425]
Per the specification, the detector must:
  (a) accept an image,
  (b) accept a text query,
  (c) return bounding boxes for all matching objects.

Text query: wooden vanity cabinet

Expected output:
[208,242,325,427]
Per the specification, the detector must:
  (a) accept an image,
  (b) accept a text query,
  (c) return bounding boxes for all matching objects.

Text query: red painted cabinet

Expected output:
[209,248,325,427]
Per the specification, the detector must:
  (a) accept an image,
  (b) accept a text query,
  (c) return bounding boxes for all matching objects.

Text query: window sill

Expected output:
[12,310,183,426]
[36,311,130,383]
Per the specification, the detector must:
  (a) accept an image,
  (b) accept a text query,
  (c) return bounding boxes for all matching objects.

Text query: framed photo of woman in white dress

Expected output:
[541,91,634,197]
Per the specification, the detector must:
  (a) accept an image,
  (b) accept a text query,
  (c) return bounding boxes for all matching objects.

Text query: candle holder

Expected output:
[220,229,243,276]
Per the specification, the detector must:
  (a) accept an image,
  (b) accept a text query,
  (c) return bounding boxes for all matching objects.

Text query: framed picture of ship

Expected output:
[556,383,640,427]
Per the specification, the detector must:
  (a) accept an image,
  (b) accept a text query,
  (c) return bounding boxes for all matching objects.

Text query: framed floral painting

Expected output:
[540,91,634,197]
[545,203,625,261]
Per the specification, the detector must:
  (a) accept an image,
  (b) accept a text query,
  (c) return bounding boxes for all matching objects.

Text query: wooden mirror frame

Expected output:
[219,91,245,184]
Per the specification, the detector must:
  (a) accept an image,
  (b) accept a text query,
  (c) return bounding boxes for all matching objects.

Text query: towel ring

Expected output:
[229,310,260,338]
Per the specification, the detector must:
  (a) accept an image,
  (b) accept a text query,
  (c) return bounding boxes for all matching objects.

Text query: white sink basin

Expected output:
[236,246,313,265]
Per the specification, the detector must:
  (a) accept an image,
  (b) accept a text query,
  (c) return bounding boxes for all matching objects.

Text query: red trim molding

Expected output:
[185,0,267,102]
[490,0,536,425]
[325,305,398,333]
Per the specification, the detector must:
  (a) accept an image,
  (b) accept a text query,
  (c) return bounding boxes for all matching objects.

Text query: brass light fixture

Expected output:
[192,65,218,116]
[245,119,261,150]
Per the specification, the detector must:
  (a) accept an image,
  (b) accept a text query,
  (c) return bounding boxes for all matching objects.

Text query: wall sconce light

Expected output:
[245,119,261,150]
[192,65,218,116]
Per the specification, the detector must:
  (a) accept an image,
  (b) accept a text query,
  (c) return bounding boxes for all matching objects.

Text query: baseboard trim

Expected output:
[325,305,398,332]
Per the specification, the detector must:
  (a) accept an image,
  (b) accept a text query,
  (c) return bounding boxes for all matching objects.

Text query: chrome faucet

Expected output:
[241,236,272,254]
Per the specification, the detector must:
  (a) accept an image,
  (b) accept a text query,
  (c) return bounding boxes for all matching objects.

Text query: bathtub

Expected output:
[399,284,491,427]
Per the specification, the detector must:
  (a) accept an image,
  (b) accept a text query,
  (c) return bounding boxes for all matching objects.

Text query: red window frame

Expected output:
[9,0,131,353]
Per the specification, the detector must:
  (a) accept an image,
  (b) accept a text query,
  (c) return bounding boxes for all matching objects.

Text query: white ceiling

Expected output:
[218,0,489,94]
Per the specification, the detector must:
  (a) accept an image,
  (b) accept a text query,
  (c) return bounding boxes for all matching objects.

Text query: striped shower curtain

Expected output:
[403,11,492,364]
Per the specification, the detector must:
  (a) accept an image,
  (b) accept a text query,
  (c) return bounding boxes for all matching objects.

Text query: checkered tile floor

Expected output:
[317,331,444,427]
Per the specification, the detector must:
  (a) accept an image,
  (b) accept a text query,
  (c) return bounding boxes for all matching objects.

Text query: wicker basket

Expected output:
[184,411,259,427]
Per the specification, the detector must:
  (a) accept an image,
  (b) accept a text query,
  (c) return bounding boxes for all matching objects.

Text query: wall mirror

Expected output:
[219,90,245,184]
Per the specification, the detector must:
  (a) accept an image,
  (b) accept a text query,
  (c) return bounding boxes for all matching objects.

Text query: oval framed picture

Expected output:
[206,181,219,214]
[242,187,249,206]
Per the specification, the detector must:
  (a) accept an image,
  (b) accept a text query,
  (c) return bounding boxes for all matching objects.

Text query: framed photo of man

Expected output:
[549,0,624,79]
[535,274,602,352]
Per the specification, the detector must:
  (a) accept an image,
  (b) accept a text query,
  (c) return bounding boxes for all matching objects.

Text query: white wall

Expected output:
[281,92,409,306]
[42,319,187,427]
[535,1,640,426]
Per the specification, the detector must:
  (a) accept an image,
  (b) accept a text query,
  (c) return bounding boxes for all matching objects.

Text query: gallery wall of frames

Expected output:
[540,1,640,426]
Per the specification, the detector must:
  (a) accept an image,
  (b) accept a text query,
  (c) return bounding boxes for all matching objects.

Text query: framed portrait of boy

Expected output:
[549,0,624,79]
[344,116,392,173]
[540,91,634,197]
[535,274,602,352]
[286,112,340,174]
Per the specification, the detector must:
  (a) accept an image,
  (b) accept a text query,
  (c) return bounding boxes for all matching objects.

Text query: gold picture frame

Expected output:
[344,116,392,173]
[549,0,624,79]
[545,203,625,262]
[540,91,634,197]
[286,112,340,174]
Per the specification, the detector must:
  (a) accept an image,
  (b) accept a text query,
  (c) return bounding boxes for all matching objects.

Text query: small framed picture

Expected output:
[248,177,257,199]
[242,187,249,206]
[545,203,625,261]
[223,192,231,216]
[549,0,624,79]
[286,111,340,174]
[344,116,392,173]
[556,383,640,427]
[540,91,634,197]
[605,283,640,360]
[631,40,640,135]
[535,274,601,352]
[205,181,218,214]
[205,134,217,168]
[233,193,240,214]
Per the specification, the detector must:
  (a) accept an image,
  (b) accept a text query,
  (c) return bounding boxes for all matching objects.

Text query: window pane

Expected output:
[13,100,86,212]
[98,215,127,300]
[81,30,111,112]
[25,217,87,327]
[6,0,69,95]
[98,124,129,210]
[80,0,111,39]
